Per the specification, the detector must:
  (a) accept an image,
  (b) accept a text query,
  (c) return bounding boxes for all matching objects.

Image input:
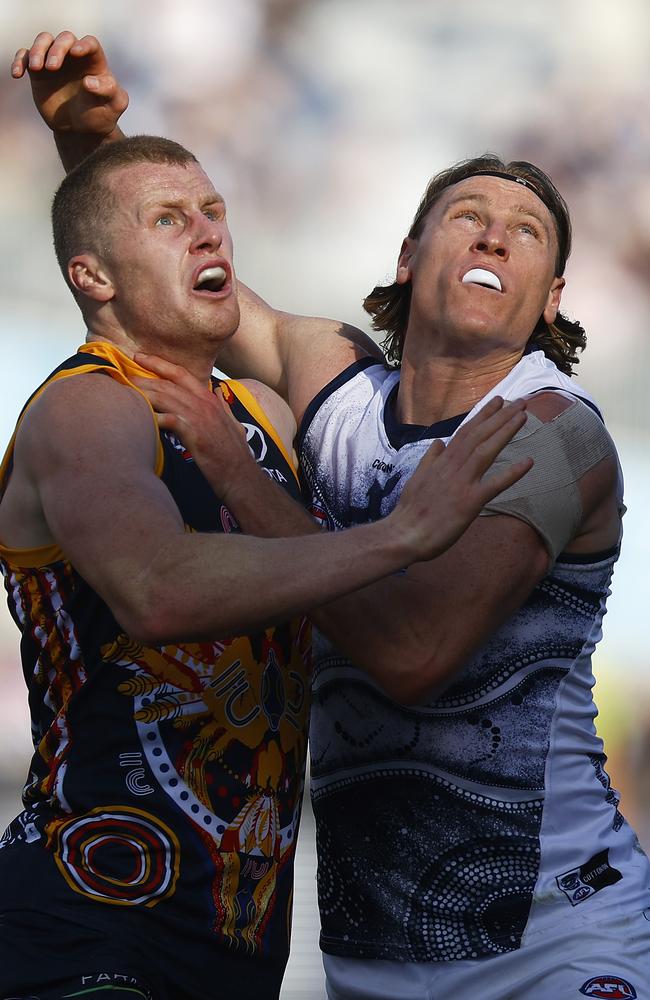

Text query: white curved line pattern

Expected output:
[54,807,180,906]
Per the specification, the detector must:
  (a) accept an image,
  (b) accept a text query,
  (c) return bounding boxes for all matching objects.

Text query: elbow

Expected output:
[110,579,196,647]
[377,671,426,706]
[378,653,459,707]
[383,678,443,708]
[113,601,177,648]
[109,579,262,648]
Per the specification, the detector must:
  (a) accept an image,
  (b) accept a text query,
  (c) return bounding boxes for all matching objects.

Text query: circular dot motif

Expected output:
[53,806,180,907]
[405,836,539,960]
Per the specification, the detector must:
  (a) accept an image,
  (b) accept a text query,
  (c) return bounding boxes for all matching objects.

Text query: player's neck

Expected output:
[395,345,522,426]
[85,328,214,384]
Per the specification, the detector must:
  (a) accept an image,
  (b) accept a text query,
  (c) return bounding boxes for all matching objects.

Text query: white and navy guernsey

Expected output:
[298,349,650,963]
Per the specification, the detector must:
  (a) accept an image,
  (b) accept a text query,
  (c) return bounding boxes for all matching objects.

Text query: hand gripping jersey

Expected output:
[298,350,650,964]
[0,344,311,999]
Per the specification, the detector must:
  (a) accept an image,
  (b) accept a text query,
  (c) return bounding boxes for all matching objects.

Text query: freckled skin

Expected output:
[99,161,240,362]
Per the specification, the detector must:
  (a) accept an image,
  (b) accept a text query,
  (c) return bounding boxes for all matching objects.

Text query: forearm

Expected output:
[222,466,469,702]
[215,461,317,538]
[220,467,444,697]
[200,440,540,703]
[124,385,541,683]
[55,124,126,172]
[124,515,415,644]
[219,467,449,695]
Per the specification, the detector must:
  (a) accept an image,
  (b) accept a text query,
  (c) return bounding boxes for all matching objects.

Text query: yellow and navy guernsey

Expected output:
[0,344,311,998]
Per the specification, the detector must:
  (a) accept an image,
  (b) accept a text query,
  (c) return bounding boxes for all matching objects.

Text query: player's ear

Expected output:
[396,237,416,285]
[68,254,115,303]
[542,275,565,325]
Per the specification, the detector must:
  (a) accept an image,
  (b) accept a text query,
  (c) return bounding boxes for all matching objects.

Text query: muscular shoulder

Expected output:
[231,284,383,425]
[279,314,383,425]
[238,378,297,455]
[17,371,159,470]
[523,390,575,421]
[523,391,619,499]
[1,372,161,554]
[486,390,620,557]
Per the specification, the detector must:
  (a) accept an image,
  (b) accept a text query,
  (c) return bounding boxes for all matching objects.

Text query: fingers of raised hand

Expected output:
[83,73,129,113]
[478,457,533,506]
[446,401,527,474]
[11,48,30,78]
[12,31,99,78]
[134,354,202,394]
[43,31,82,70]
[25,31,77,72]
[11,32,58,76]
[70,34,103,57]
[42,32,105,71]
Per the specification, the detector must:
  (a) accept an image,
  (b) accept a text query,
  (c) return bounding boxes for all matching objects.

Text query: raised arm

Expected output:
[11,31,128,171]
[0,373,530,646]
[222,284,383,425]
[13,30,381,416]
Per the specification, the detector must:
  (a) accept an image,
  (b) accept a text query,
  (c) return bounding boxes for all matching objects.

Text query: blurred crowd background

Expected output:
[0,2,648,995]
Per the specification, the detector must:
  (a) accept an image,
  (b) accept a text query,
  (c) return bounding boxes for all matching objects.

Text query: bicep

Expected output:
[222,283,380,423]
[408,400,618,683]
[23,376,184,622]
[405,513,549,674]
[218,284,288,393]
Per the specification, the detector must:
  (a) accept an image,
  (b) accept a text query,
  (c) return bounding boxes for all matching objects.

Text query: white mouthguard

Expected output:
[195,266,227,289]
[462,268,502,292]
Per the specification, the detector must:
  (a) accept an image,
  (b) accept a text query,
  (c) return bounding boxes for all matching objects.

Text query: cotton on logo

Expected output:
[579,975,637,999]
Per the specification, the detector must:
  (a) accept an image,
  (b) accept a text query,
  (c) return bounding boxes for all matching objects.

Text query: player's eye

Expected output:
[454,209,480,223]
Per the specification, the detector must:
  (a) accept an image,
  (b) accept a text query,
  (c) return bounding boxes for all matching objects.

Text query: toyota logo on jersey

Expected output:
[243,422,268,463]
[579,975,637,999]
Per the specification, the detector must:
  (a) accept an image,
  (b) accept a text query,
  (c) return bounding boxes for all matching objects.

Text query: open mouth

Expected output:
[193,265,229,294]
[461,268,503,292]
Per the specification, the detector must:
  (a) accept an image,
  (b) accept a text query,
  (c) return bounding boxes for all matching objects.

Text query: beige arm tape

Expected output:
[479,401,616,561]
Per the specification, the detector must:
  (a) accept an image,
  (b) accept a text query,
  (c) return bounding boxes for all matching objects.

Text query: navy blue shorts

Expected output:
[1,973,158,1000]
[0,905,283,1000]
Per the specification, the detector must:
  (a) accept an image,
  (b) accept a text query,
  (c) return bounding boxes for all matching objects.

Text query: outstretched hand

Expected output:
[11,31,128,137]
[394,397,532,563]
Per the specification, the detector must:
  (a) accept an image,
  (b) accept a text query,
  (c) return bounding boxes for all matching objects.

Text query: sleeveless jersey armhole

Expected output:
[0,350,165,568]
[224,378,300,486]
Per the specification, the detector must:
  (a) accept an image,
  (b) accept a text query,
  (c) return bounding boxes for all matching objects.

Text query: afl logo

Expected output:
[580,976,637,999]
